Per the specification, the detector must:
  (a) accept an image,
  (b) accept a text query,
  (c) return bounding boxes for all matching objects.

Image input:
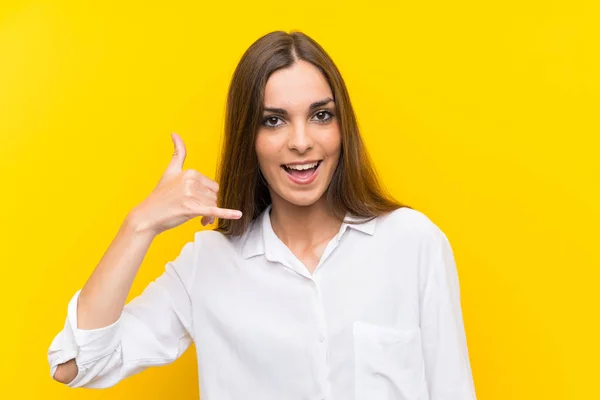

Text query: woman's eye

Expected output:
[262,116,284,128]
[262,110,334,128]
[312,110,333,122]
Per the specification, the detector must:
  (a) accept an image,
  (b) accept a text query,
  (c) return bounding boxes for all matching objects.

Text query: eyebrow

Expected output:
[263,97,334,116]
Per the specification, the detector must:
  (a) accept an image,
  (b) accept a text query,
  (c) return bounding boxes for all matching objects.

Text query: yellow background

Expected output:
[1,0,598,398]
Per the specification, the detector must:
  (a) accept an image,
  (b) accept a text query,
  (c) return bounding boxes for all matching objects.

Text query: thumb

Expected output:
[165,132,187,174]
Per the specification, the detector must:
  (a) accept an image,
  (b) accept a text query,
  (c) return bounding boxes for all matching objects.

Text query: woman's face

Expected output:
[255,60,341,208]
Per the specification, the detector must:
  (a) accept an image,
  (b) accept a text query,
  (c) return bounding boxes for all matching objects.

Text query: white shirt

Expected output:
[48,204,477,400]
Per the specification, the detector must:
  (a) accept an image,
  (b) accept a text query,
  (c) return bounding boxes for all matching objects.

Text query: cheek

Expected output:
[321,126,342,157]
[255,132,281,171]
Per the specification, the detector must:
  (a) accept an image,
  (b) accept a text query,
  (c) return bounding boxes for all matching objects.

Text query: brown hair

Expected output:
[214,30,411,237]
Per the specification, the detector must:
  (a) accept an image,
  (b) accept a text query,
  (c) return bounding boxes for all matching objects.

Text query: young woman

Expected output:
[48,30,477,400]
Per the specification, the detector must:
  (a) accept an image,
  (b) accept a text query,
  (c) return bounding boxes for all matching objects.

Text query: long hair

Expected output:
[214,30,411,237]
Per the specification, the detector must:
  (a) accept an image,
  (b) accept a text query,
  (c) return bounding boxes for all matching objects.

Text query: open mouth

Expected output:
[281,160,322,181]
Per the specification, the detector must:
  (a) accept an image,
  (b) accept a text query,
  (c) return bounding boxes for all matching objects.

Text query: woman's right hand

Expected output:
[128,132,242,236]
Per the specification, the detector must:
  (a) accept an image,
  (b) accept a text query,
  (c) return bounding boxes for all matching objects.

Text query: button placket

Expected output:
[312,288,328,361]
[310,279,331,400]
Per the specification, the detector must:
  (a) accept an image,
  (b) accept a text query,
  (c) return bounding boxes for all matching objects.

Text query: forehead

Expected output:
[263,60,333,108]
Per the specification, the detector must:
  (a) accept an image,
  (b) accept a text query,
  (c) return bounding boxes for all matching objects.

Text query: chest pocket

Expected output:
[353,321,429,400]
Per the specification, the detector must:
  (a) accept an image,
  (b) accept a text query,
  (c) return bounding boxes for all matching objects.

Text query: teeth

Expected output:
[285,161,319,170]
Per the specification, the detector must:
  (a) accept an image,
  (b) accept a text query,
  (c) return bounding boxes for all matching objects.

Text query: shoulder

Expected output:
[377,207,447,244]
[192,229,237,251]
[190,227,254,262]
[378,208,457,285]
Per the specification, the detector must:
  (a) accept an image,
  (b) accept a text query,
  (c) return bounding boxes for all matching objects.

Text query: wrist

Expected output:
[124,208,159,238]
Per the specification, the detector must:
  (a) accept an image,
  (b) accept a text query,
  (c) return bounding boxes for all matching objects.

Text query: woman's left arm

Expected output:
[419,226,477,400]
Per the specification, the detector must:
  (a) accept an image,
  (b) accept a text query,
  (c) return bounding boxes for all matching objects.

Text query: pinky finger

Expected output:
[201,215,214,226]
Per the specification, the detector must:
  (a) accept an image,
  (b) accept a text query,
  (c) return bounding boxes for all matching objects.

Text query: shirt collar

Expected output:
[240,204,377,260]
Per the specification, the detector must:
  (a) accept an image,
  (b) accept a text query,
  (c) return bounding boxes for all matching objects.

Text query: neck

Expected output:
[269,194,342,248]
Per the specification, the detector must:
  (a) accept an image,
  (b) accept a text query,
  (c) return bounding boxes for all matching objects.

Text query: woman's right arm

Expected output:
[50,212,157,385]
[48,133,243,387]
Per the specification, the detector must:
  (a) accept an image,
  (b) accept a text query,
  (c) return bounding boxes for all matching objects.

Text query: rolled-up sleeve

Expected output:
[419,227,477,399]
[48,240,196,388]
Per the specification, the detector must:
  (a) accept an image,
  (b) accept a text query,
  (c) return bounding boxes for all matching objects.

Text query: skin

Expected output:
[255,60,343,273]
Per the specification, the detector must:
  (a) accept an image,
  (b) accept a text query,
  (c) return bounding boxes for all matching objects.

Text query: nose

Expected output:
[287,121,313,153]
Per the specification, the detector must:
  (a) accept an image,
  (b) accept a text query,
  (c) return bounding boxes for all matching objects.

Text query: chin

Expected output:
[285,197,321,207]
[275,187,328,208]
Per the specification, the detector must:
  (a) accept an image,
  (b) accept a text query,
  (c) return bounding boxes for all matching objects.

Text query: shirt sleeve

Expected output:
[47,239,197,388]
[419,226,477,399]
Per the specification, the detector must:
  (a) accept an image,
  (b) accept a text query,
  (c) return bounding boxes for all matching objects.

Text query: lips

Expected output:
[281,160,322,185]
